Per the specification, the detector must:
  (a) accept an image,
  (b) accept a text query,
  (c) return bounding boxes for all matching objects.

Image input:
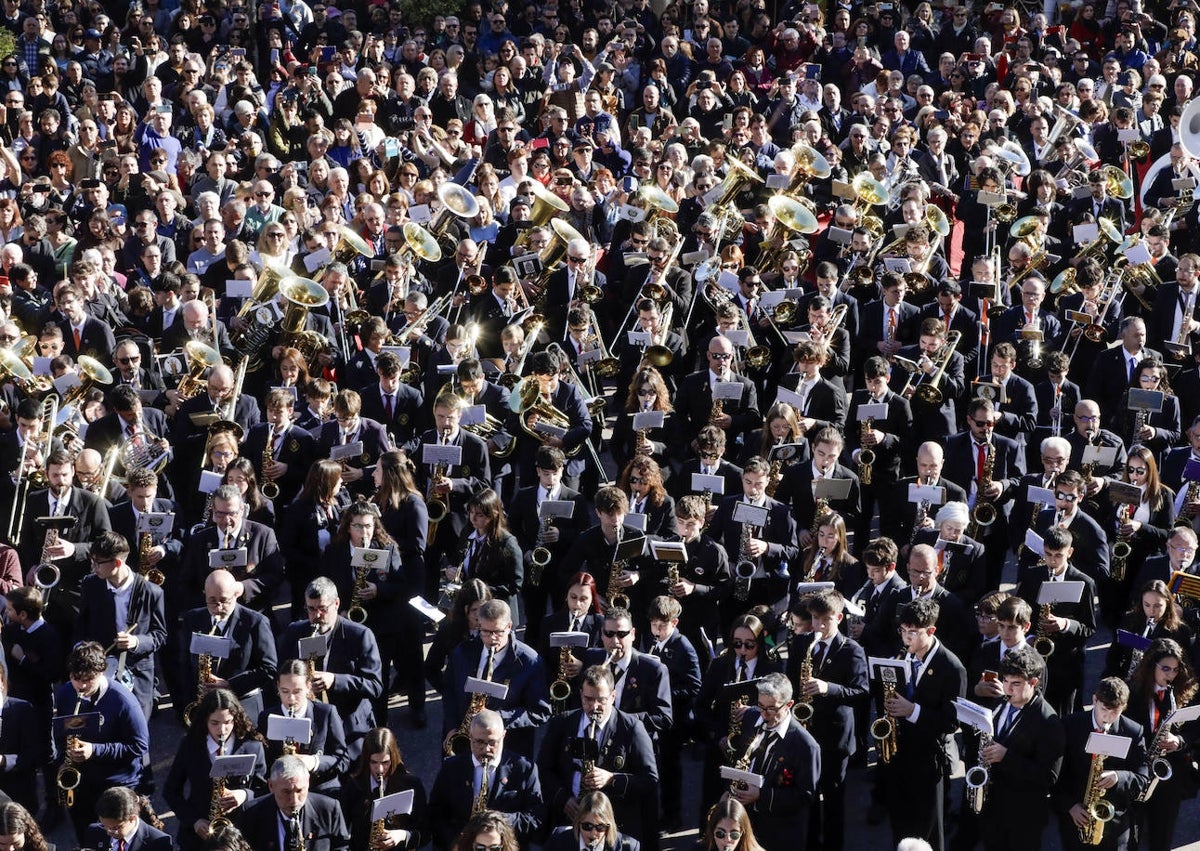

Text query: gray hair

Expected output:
[471,709,504,733]
[307,576,338,602]
[212,484,243,505]
[757,671,793,704]
[934,501,969,526]
[271,754,309,784]
[1040,435,1071,457]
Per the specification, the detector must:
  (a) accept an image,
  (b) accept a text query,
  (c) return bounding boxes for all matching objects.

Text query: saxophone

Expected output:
[139,529,164,585]
[965,730,992,814]
[472,762,492,814]
[56,696,83,807]
[725,693,749,761]
[1136,709,1178,803]
[709,399,725,426]
[793,635,817,725]
[804,545,827,582]
[262,423,280,500]
[733,521,757,601]
[210,770,233,832]
[549,645,574,715]
[765,457,783,498]
[1033,601,1056,658]
[857,417,876,485]
[1112,503,1133,581]
[183,652,215,725]
[970,443,997,531]
[445,646,492,758]
[426,427,452,541]
[369,816,387,851]
[811,496,830,538]
[283,704,299,755]
[910,477,931,545]
[306,623,328,703]
[728,726,767,793]
[1080,752,1115,845]
[605,527,631,610]
[869,667,899,763]
[528,515,554,586]
[346,537,372,624]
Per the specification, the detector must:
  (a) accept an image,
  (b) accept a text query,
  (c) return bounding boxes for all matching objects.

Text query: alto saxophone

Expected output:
[210,771,233,832]
[283,704,299,755]
[369,816,387,851]
[811,496,831,538]
[765,457,783,498]
[728,726,767,793]
[725,694,750,762]
[306,623,328,703]
[869,667,899,763]
[1137,710,1178,803]
[605,527,630,610]
[970,443,997,531]
[857,417,876,485]
[56,696,84,807]
[528,515,554,586]
[426,427,452,540]
[472,763,491,814]
[346,537,373,624]
[709,399,725,426]
[733,521,758,601]
[804,545,826,582]
[262,424,280,500]
[1033,598,1056,658]
[793,635,817,725]
[1080,751,1115,845]
[183,652,215,725]
[965,730,992,814]
[1112,503,1133,581]
[139,529,164,585]
[549,645,574,715]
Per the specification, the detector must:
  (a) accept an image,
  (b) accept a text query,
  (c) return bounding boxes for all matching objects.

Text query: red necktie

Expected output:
[943,312,951,331]
[976,444,985,483]
[73,327,81,350]
[887,308,896,339]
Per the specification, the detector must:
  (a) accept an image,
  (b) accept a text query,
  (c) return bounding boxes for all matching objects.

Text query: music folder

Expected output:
[1115,629,1153,654]
[189,632,233,659]
[1085,732,1132,759]
[953,697,994,735]
[465,677,509,700]
[372,790,415,822]
[691,473,726,495]
[549,631,589,648]
[266,714,313,744]
[329,441,365,462]
[408,596,445,623]
[208,548,248,569]
[719,765,765,789]
[616,536,647,561]
[650,540,687,562]
[1036,580,1085,605]
[211,753,256,778]
[298,631,330,660]
[814,478,853,500]
[538,500,574,520]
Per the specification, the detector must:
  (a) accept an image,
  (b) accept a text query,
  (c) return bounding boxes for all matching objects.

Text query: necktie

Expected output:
[887,307,896,340]
[216,738,224,757]
[484,648,495,681]
[906,657,921,699]
[384,394,393,421]
[1129,356,1137,382]
[570,616,580,633]
[117,840,126,851]
[73,327,81,350]
[811,641,825,671]
[210,617,220,635]
[224,532,233,549]
[998,705,1020,737]
[752,730,778,773]
[737,659,747,682]
[610,662,625,684]
[943,311,951,331]
[976,443,986,484]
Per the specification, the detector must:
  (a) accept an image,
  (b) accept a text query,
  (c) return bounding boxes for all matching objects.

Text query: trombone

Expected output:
[904,331,962,406]
[6,395,56,544]
[543,349,612,487]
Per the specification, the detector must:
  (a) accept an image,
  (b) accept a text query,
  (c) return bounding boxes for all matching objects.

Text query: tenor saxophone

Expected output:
[965,730,992,814]
[139,529,164,585]
[210,771,234,832]
[793,635,817,725]
[857,417,876,485]
[56,696,83,807]
[1080,751,1115,845]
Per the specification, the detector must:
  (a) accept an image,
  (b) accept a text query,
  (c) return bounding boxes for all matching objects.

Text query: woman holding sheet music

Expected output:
[255,660,350,795]
[1108,359,1182,462]
[794,512,863,600]
[1102,581,1195,681]
[1126,639,1199,851]
[451,489,523,616]
[617,455,676,539]
[163,688,267,851]
[340,727,429,851]
[611,367,677,473]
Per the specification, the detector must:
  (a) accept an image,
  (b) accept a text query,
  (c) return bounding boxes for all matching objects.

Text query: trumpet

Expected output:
[908,331,962,406]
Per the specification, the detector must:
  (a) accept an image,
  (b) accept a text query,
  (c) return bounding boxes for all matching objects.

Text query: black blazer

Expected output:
[1020,507,1110,583]
[1084,345,1162,417]
[178,604,278,704]
[786,631,868,759]
[17,487,112,603]
[674,370,760,444]
[451,530,524,610]
[322,539,407,633]
[241,422,318,506]
[578,647,674,736]
[339,770,429,851]
[855,572,911,657]
[180,521,284,613]
[315,417,392,496]
[107,498,184,573]
[544,828,640,851]
[978,693,1064,833]
[693,652,785,741]
[1052,711,1149,826]
[854,299,919,370]
[667,458,743,501]
[773,461,862,535]
[80,820,174,851]
[1149,282,1200,356]
[58,314,116,360]
[536,708,659,842]
[356,380,425,449]
[845,389,913,483]
[443,636,551,757]
[506,484,588,597]
[83,407,171,456]
[427,751,546,849]
[256,700,350,791]
[885,476,968,545]
[880,640,967,778]
[234,790,350,851]
[0,697,42,810]
[163,733,267,848]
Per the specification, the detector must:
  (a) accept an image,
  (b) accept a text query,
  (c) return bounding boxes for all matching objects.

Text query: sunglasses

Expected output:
[730,640,756,649]
[580,822,609,833]
[1055,492,1079,502]
[602,629,632,639]
[714,829,743,840]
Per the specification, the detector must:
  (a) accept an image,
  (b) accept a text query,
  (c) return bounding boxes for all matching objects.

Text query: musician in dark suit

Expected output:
[257,661,351,794]
[454,359,516,491]
[708,458,800,609]
[891,317,965,442]
[1052,677,1149,851]
[853,538,911,659]
[234,755,350,851]
[1158,415,1200,495]
[315,389,393,498]
[178,569,278,710]
[775,341,849,435]
[415,388,493,557]
[674,334,760,448]
[507,447,588,643]
[75,531,167,720]
[789,590,868,851]
[170,365,262,472]
[974,646,1065,851]
[846,356,913,544]
[80,786,174,851]
[917,281,979,371]
[877,597,968,851]
[726,671,821,851]
[613,298,688,395]
[55,282,116,360]
[990,280,1063,378]
[53,643,149,842]
[853,273,919,380]
[106,467,183,581]
[442,599,551,759]
[179,485,286,616]
[448,488,524,615]
[242,388,319,508]
[1030,353,1082,467]
[427,709,546,849]
[888,441,969,549]
[17,449,113,626]
[82,386,172,462]
[1019,471,1111,584]
[773,428,861,549]
[1015,527,1099,718]
[276,577,383,759]
[941,397,1027,591]
[984,342,1040,450]
[164,688,268,851]
[1149,256,1200,357]
[1083,318,1160,416]
[667,425,743,503]
[536,665,659,846]
[542,238,611,343]
[576,607,673,739]
[911,502,988,609]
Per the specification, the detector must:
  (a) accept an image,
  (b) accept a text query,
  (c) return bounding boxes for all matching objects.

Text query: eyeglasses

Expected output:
[473,845,502,851]
[730,639,756,649]
[714,829,743,841]
[256,191,272,198]
[580,822,609,833]
[757,702,784,714]
[1076,414,1100,423]
[636,389,656,397]
[1055,491,1079,502]
[602,629,632,639]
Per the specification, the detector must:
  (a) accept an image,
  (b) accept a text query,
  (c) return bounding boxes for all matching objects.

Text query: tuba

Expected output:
[277,276,332,370]
[175,340,223,401]
[514,181,570,251]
